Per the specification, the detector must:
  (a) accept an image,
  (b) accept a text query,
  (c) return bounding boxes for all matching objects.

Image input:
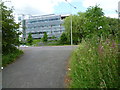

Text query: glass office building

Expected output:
[25,14,68,39]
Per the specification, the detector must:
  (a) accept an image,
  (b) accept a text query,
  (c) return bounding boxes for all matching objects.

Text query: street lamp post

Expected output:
[65,0,76,45]
[70,14,73,45]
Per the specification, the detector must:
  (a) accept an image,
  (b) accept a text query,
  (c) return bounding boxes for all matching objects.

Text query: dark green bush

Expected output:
[2,47,23,67]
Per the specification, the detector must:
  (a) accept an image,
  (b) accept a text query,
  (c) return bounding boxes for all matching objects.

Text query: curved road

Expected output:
[3,46,77,88]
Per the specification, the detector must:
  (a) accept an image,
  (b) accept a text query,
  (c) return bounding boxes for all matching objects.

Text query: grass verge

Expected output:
[67,38,119,88]
[2,48,23,67]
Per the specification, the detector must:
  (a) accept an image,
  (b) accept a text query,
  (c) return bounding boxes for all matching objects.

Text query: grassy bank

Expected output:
[67,38,119,88]
[2,48,23,67]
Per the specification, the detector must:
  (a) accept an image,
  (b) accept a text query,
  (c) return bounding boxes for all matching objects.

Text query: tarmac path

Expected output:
[2,46,77,88]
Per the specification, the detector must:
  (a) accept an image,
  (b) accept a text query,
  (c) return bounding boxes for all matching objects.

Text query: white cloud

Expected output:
[82,0,119,18]
[3,0,119,18]
[106,14,118,18]
[3,0,72,15]
[82,0,119,12]
[82,0,119,10]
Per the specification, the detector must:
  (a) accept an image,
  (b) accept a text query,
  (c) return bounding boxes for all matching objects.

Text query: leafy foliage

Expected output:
[51,35,56,39]
[66,5,119,88]
[84,5,109,38]
[1,2,21,54]
[105,17,119,38]
[27,33,33,45]
[59,32,68,44]
[63,5,119,44]
[42,32,48,42]
[69,37,119,88]
[64,13,86,44]
[2,47,23,67]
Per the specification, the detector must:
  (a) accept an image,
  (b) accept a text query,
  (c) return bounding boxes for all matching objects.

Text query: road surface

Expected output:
[2,46,77,88]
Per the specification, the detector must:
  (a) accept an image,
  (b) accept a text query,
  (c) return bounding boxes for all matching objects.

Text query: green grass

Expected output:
[2,48,23,67]
[26,38,71,46]
[30,39,70,46]
[26,39,41,46]
[68,37,119,88]
[44,42,70,46]
[32,39,41,45]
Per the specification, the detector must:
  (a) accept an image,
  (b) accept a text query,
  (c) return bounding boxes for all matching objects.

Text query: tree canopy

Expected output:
[63,5,119,44]
[84,5,109,38]
[27,33,33,45]
[64,13,86,44]
[59,32,68,44]
[42,32,48,42]
[1,2,21,54]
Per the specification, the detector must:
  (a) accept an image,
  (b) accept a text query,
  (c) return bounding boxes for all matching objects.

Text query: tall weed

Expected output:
[69,36,119,88]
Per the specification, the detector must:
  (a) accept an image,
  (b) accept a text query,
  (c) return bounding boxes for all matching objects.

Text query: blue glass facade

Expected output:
[25,14,66,39]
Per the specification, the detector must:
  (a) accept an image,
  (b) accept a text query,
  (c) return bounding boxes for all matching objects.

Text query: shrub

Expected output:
[27,33,33,45]
[2,47,23,67]
[42,32,48,42]
[59,32,68,44]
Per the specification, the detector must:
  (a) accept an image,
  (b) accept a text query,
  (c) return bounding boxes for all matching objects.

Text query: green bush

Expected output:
[2,47,23,67]
[1,2,21,55]
[59,32,69,44]
[42,32,48,42]
[28,39,41,46]
[68,37,119,88]
[27,33,33,45]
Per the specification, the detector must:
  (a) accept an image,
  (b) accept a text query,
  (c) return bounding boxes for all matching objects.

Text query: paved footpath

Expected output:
[2,46,77,88]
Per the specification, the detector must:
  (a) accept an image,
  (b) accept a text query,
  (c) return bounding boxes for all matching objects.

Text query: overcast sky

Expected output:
[3,0,120,18]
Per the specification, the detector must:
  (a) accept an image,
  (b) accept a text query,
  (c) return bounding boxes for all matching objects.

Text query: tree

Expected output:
[84,5,108,38]
[1,2,21,54]
[105,17,119,38]
[59,32,68,44]
[63,5,118,44]
[42,32,48,42]
[27,33,33,45]
[64,12,86,44]
[51,35,56,39]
